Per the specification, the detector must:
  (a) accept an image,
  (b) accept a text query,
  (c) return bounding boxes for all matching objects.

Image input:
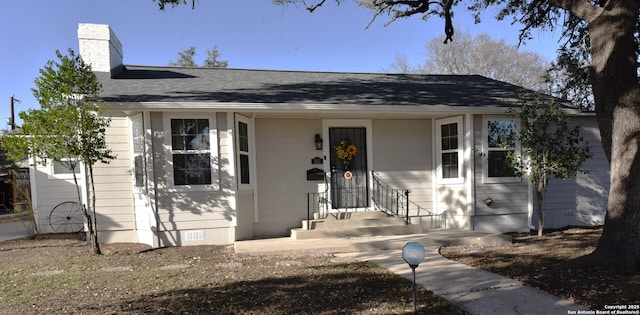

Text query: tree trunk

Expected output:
[81,204,100,254]
[535,180,545,237]
[70,164,101,254]
[88,164,101,255]
[586,1,640,272]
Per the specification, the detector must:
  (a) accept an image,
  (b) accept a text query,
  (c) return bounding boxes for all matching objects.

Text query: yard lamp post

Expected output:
[402,242,425,313]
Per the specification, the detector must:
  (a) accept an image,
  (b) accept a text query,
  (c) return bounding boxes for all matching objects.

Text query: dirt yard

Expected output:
[0,234,466,315]
[2,224,636,313]
[440,226,640,309]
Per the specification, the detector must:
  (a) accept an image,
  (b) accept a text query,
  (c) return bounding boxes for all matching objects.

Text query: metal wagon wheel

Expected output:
[49,201,84,233]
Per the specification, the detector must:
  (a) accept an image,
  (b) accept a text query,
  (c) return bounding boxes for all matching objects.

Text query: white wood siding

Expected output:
[31,163,82,234]
[151,112,234,246]
[235,190,255,240]
[533,116,608,229]
[91,115,136,235]
[575,117,608,226]
[254,118,323,237]
[371,120,433,216]
[33,115,135,236]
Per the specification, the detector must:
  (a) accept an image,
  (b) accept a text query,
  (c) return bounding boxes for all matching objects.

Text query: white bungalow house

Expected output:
[27,23,609,247]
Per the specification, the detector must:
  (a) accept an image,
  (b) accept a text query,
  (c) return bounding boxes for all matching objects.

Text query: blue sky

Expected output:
[0,0,562,128]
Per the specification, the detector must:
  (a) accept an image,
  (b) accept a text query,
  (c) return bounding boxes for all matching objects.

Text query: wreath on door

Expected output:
[335,139,358,164]
[335,139,358,176]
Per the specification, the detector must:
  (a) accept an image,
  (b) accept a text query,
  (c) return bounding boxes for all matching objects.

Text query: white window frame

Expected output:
[48,158,82,180]
[435,116,464,184]
[482,115,521,183]
[129,113,147,191]
[163,113,218,191]
[236,115,255,190]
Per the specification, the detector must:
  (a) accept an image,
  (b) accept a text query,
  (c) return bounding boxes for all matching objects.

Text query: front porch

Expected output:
[291,171,445,240]
[244,116,483,240]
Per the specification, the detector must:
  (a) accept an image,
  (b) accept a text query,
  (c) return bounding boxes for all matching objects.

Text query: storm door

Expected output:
[329,127,369,209]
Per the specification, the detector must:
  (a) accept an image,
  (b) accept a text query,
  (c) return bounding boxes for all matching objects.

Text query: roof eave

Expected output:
[102,101,518,115]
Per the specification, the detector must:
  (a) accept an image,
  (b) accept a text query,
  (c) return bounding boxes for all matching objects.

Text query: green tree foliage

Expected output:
[0,145,17,171]
[169,46,229,68]
[506,95,591,237]
[0,49,115,254]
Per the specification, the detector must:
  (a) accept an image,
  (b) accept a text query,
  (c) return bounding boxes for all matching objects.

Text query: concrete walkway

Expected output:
[336,248,584,315]
[235,231,586,315]
[234,230,513,255]
[0,220,31,242]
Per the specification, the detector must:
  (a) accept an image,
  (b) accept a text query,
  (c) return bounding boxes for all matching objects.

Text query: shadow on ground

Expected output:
[104,263,464,315]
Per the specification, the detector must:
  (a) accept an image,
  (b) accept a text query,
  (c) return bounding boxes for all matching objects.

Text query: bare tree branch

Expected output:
[304,0,328,12]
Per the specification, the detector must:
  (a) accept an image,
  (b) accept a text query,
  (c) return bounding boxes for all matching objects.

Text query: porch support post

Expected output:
[464,113,475,230]
[227,113,238,226]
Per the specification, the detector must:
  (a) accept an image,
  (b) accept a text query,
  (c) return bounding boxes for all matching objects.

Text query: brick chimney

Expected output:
[78,23,123,77]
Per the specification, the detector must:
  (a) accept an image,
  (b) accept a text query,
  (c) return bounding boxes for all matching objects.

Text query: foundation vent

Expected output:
[185,230,205,241]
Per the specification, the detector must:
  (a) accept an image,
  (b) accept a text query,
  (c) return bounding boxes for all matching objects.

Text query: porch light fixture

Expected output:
[314,134,323,150]
[484,197,493,207]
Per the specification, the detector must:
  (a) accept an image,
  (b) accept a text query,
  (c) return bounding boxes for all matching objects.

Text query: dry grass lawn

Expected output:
[0,234,467,315]
[440,226,640,309]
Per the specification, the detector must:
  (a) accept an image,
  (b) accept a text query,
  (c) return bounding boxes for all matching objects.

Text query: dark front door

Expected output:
[329,127,369,209]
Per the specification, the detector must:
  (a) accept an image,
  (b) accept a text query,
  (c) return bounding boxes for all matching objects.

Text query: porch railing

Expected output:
[306,172,444,230]
[371,172,410,224]
[306,174,330,230]
[371,172,443,228]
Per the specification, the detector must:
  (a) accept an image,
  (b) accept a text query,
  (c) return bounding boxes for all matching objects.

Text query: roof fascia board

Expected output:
[103,101,514,115]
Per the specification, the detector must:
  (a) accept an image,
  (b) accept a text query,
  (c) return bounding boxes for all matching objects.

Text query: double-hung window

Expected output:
[236,115,254,189]
[238,121,250,185]
[164,114,218,189]
[483,116,519,183]
[436,117,463,183]
[130,113,147,189]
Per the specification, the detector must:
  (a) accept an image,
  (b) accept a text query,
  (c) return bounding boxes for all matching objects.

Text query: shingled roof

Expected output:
[97,65,536,108]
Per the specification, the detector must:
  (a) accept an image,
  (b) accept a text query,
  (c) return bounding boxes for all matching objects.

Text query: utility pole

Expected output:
[9,95,19,130]
[7,95,19,213]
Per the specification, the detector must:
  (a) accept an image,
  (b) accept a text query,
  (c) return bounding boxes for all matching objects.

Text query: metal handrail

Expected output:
[371,173,410,224]
[306,174,329,230]
[371,171,441,227]
[307,171,443,230]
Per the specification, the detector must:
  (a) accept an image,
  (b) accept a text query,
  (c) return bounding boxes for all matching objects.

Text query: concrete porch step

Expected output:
[301,210,397,229]
[304,217,407,230]
[292,211,423,240]
[324,211,392,220]
[291,224,424,240]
